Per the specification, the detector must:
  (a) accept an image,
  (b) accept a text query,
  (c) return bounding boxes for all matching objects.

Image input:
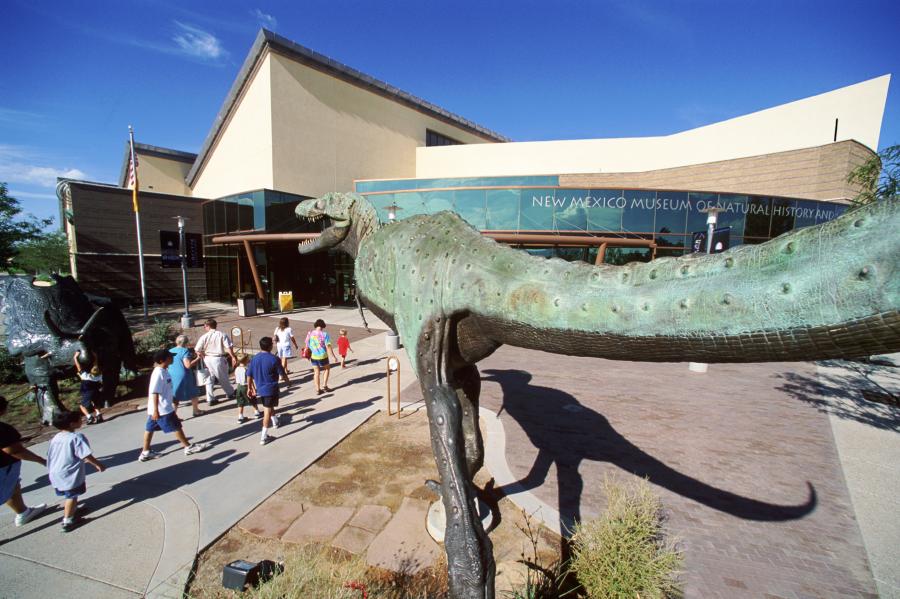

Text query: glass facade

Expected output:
[356,180,848,257]
[202,180,849,310]
[202,189,350,308]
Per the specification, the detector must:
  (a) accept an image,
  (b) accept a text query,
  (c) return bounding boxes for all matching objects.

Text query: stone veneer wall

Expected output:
[559,140,873,201]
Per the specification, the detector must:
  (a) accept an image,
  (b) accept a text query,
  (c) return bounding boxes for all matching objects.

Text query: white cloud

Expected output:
[7,190,58,201]
[172,21,227,60]
[0,145,87,187]
[252,9,277,30]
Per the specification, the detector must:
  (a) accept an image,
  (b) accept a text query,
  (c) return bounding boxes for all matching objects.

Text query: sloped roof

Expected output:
[186,29,509,186]
[117,142,198,188]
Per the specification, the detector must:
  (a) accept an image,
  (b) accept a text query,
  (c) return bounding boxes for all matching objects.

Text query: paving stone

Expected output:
[281,505,354,544]
[366,497,440,574]
[332,525,377,555]
[348,504,392,533]
[238,498,305,539]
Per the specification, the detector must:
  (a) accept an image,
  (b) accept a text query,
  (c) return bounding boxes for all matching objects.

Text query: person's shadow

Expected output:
[4,448,246,545]
[483,369,816,536]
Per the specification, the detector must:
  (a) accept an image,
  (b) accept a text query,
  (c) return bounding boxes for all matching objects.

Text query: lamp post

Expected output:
[175,216,194,329]
[385,204,402,223]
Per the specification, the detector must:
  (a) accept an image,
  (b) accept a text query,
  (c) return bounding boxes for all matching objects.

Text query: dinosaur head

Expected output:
[295,192,378,258]
[295,192,357,254]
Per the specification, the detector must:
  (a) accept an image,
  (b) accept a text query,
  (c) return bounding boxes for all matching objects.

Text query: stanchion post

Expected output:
[386,356,400,417]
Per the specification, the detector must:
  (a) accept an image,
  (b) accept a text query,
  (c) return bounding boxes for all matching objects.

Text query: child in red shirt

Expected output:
[337,329,353,368]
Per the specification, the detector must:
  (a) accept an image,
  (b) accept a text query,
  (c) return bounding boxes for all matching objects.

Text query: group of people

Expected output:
[0,315,359,533]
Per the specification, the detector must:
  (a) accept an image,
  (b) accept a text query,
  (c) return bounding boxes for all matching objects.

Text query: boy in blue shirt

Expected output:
[47,410,105,531]
[247,337,290,446]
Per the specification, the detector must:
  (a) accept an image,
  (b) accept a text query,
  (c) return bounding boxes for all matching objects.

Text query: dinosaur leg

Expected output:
[419,322,495,599]
[25,356,65,425]
[452,364,484,477]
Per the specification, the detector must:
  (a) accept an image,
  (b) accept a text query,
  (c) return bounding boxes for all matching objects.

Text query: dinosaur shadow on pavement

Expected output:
[482,369,817,537]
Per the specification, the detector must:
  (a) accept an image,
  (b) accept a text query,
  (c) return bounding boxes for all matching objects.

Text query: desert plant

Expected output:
[504,510,569,599]
[569,476,682,599]
[244,545,369,599]
[134,318,174,355]
[0,346,26,384]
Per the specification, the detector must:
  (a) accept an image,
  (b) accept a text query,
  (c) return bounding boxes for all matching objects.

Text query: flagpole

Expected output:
[129,125,149,318]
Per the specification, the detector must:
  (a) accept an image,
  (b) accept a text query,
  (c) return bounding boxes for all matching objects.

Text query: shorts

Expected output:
[311,357,329,368]
[80,380,101,410]
[259,395,279,409]
[277,345,293,358]
[145,412,182,433]
[55,482,86,499]
[0,462,22,504]
[235,384,254,407]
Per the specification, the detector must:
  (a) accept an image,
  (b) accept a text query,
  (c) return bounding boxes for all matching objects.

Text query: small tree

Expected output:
[13,232,69,274]
[0,182,54,268]
[848,144,900,205]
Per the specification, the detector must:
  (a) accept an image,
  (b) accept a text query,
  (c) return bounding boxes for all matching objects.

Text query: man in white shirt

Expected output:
[194,318,237,405]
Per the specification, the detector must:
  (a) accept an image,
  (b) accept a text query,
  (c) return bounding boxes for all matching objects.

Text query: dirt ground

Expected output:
[187,408,562,598]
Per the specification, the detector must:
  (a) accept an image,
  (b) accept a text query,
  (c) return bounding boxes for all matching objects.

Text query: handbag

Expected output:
[195,366,211,386]
[301,346,312,360]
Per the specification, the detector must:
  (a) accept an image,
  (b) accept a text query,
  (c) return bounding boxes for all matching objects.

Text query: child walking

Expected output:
[73,350,103,424]
[234,354,262,424]
[138,349,210,462]
[337,329,353,368]
[247,337,289,446]
[46,410,105,532]
[274,317,299,374]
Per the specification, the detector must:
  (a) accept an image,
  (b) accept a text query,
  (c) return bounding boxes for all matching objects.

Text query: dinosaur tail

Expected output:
[466,200,899,363]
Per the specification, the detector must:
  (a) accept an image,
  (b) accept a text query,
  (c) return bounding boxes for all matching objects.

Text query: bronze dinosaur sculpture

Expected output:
[295,192,899,599]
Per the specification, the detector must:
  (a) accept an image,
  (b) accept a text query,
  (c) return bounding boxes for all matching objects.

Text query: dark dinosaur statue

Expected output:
[0,275,137,424]
[294,192,900,599]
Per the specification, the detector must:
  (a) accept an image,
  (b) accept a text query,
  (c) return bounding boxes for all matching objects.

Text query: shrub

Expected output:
[569,476,682,599]
[0,346,26,384]
[134,318,173,355]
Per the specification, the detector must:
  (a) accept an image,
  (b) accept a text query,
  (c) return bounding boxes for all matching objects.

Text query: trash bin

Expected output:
[385,331,400,351]
[237,293,257,317]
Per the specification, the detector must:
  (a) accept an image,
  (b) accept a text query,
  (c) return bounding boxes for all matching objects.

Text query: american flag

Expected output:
[127,151,139,189]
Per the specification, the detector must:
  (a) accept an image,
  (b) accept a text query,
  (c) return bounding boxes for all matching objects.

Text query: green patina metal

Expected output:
[296,192,899,599]
[298,193,899,370]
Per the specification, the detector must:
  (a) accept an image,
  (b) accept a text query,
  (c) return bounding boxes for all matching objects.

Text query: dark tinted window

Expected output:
[426,129,462,146]
[744,196,772,238]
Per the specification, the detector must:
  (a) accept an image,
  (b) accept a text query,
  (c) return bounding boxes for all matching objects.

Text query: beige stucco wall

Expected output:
[416,75,890,179]
[560,140,875,201]
[192,54,275,199]
[135,152,193,196]
[268,51,492,197]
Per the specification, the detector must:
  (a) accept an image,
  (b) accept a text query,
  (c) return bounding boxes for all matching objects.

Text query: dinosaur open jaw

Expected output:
[297,219,350,254]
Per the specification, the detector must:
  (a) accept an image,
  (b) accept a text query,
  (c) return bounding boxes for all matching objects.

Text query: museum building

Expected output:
[56,29,891,310]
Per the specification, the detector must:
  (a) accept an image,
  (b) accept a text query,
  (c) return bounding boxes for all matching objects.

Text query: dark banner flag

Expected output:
[160,230,181,268]
[160,231,204,268]
[691,226,731,254]
[185,232,203,268]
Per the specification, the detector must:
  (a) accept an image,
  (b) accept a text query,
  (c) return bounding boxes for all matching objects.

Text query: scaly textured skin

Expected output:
[296,193,900,599]
[0,275,138,424]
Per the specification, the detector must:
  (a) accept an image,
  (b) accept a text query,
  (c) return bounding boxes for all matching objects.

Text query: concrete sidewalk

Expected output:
[0,306,410,598]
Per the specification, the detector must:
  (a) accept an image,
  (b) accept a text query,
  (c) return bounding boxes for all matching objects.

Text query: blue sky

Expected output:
[4,0,899,228]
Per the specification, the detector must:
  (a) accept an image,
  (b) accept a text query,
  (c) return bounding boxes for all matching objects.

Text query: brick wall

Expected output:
[68,183,207,305]
[559,140,874,200]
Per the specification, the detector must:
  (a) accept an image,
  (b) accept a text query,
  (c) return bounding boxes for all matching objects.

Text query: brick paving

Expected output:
[474,346,877,598]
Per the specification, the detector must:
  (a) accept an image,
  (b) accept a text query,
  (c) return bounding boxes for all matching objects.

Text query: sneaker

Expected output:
[15,504,48,526]
[259,435,273,446]
[237,415,248,424]
[61,518,77,533]
[184,443,210,455]
[86,415,96,425]
[253,411,263,419]
[271,414,279,429]
[138,450,160,462]
[208,399,219,406]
